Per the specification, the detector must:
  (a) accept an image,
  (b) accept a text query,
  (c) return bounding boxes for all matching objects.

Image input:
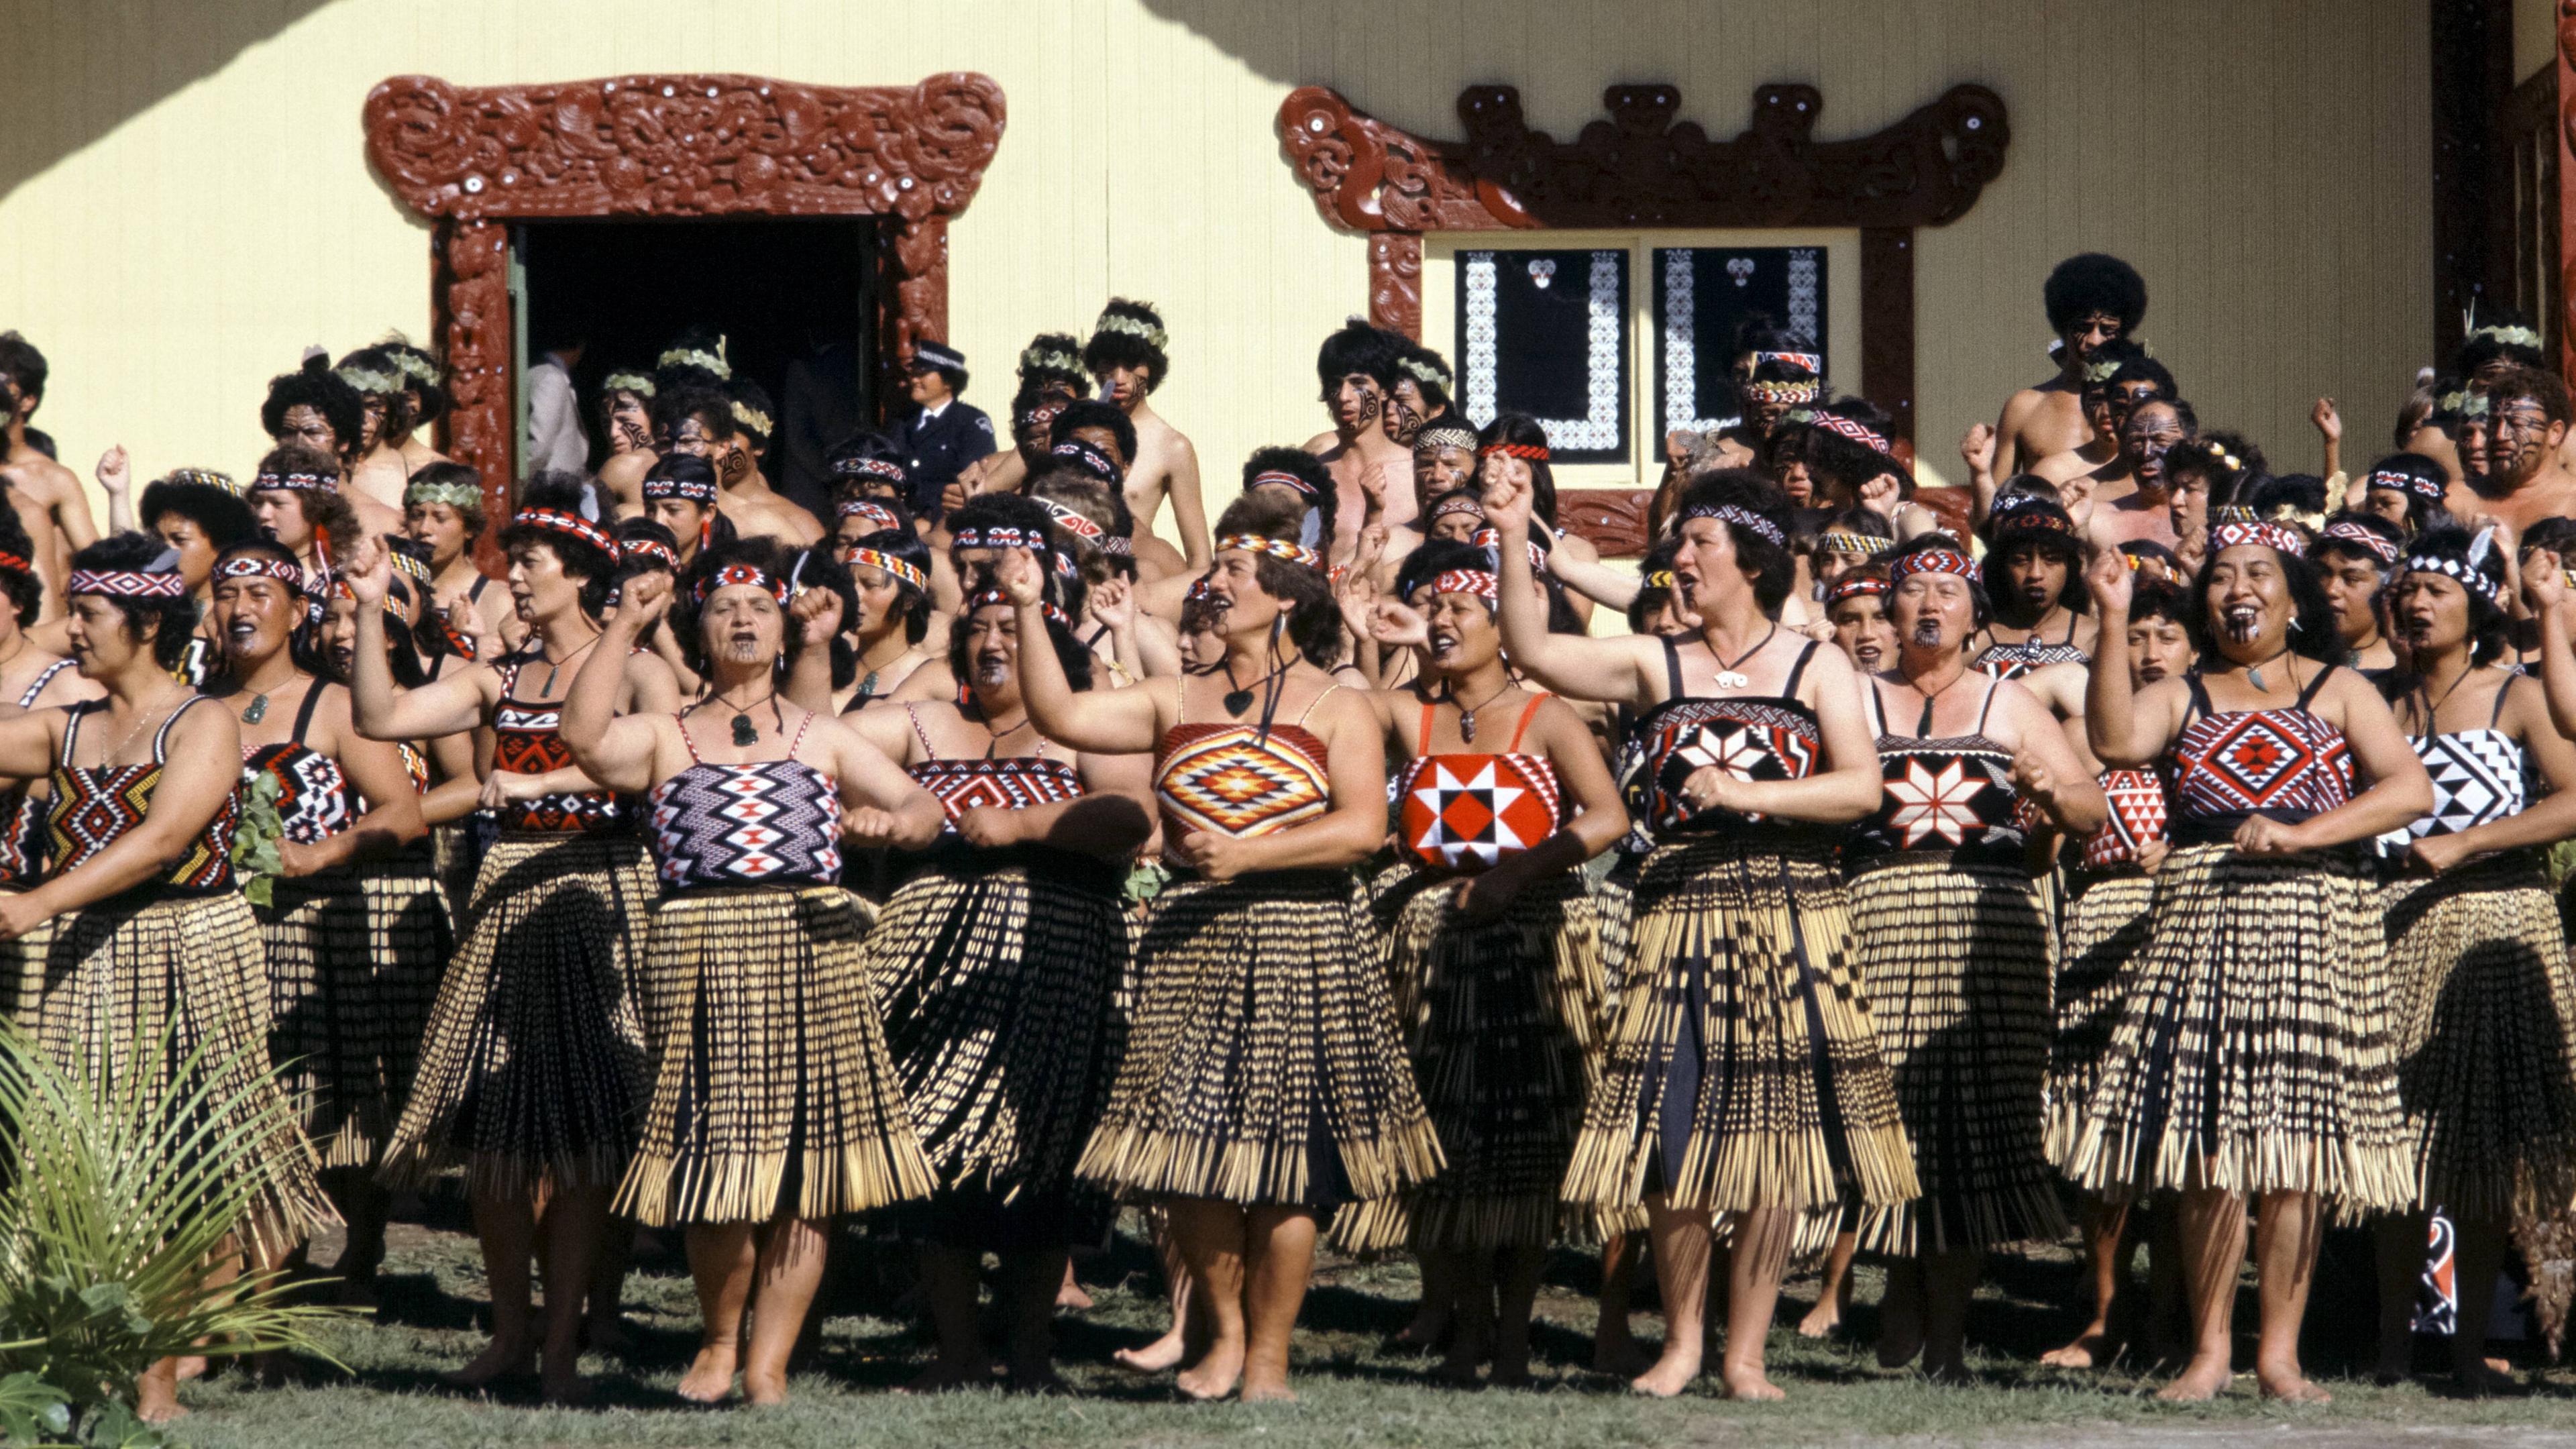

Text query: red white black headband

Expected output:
[1471,527,1550,577]
[621,537,680,572]
[1888,549,1981,586]
[971,587,1071,630]
[1752,349,1823,375]
[1427,568,1499,606]
[1808,413,1893,455]
[833,456,908,485]
[1826,573,1891,605]
[2319,519,2400,565]
[1049,440,1124,484]
[213,554,309,595]
[1216,533,1324,570]
[642,473,718,506]
[2369,466,2446,506]
[1249,468,1320,502]
[1479,441,1549,462]
[842,547,928,592]
[838,500,902,531]
[68,567,186,598]
[252,470,337,494]
[694,564,790,605]
[513,507,617,556]
[1035,497,1105,539]
[2208,519,2308,559]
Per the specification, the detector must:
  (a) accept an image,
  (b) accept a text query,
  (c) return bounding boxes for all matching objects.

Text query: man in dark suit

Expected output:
[899,340,994,523]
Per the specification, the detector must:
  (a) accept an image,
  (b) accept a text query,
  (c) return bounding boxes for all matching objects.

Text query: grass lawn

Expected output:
[167,1199,2576,1448]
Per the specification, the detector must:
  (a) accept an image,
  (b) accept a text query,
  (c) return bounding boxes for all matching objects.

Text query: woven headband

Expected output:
[1216,533,1324,570]
[253,470,337,494]
[621,537,679,572]
[1808,413,1893,455]
[694,564,790,605]
[1094,311,1168,350]
[1888,549,1981,587]
[838,500,901,531]
[2369,467,2446,506]
[0,550,29,578]
[1480,441,1550,462]
[641,472,719,506]
[1427,568,1499,606]
[1752,349,1823,375]
[1049,440,1123,483]
[952,524,1042,551]
[1430,494,1487,523]
[1248,468,1319,501]
[601,370,656,398]
[1681,501,1787,547]
[969,588,1071,630]
[1819,530,1894,555]
[512,507,616,555]
[843,547,928,592]
[2403,552,2508,609]
[1414,423,1481,453]
[2208,519,2308,558]
[68,568,186,598]
[1748,378,1821,405]
[1034,497,1105,539]
[1990,503,2077,539]
[213,555,308,594]
[2319,520,2400,564]
[405,478,481,509]
[833,455,908,484]
[1101,534,1132,557]
[1826,573,1892,605]
[163,467,240,496]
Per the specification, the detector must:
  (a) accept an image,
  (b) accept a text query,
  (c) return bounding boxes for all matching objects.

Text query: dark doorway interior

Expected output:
[517,217,883,515]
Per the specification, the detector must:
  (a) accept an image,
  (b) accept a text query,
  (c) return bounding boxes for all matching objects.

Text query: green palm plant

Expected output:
[0,1022,347,1444]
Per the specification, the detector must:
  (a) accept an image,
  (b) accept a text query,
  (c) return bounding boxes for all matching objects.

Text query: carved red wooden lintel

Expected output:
[1278,80,2005,556]
[363,71,1006,558]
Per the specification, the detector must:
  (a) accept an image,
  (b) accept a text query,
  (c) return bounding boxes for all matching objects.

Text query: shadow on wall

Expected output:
[0,0,335,204]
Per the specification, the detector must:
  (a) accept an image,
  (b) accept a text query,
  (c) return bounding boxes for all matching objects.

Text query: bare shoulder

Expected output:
[1996,386,2046,427]
[1299,429,1338,454]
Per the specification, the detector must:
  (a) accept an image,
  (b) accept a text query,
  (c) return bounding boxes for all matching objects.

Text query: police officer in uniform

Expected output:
[899,340,995,523]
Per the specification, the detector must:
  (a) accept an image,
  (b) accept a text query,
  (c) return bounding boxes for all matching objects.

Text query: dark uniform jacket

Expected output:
[900,399,996,519]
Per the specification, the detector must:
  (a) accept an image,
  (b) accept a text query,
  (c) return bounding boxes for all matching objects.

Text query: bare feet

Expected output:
[1239,1373,1296,1403]
[1629,1345,1701,1398]
[1055,1266,1095,1312]
[1719,1362,1786,1401]
[743,1366,791,1406]
[539,1356,589,1407]
[174,1355,208,1383]
[2156,1352,2235,1402]
[2255,1366,2331,1403]
[1114,1328,1188,1374]
[677,1343,738,1403]
[2445,1357,2523,1397]
[136,1360,186,1424]
[1175,1342,1245,1401]
[439,1335,534,1390]
[2041,1328,2120,1371]
[1436,1317,1490,1385]
[1795,1295,1841,1340]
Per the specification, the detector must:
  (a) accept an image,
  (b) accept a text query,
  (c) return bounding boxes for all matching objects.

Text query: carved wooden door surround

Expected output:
[1279,81,2008,553]
[364,70,1006,562]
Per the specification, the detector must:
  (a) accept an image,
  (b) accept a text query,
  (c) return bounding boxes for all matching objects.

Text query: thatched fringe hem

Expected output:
[616,1142,938,1226]
[1074,1123,1444,1209]
[2042,867,2156,1167]
[1561,1122,1918,1218]
[2063,1120,2417,1210]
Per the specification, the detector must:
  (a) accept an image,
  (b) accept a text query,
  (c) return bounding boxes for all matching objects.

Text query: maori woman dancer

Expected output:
[1487,466,1913,1401]
[2371,529,2576,1390]
[352,480,681,1403]
[207,539,428,1301]
[1352,538,1629,1386]
[842,582,1152,1392]
[563,541,945,1406]
[2041,572,2191,1371]
[0,533,332,1422]
[1847,538,2104,1378]
[1009,490,1438,1403]
[0,506,96,1016]
[2072,519,2429,1402]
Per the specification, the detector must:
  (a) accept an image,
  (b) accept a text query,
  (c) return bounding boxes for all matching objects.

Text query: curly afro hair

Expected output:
[2043,252,2148,337]
[1083,299,1171,392]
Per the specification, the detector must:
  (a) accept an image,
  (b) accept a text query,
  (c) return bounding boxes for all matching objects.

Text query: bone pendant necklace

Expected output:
[1711,625,1778,690]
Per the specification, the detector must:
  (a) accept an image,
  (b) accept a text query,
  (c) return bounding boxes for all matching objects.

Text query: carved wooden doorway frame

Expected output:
[1277,82,2008,553]
[363,70,1006,563]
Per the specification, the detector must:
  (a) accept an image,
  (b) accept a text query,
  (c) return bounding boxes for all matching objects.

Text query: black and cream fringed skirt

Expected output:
[25,890,334,1255]
[0,885,56,1022]
[1560,834,1917,1218]
[1337,865,1607,1252]
[1847,853,2065,1255]
[2379,853,2576,1222]
[380,830,654,1197]
[259,856,451,1171]
[616,883,933,1226]
[863,855,1124,1247]
[2043,865,2158,1165]
[1074,867,1441,1208]
[2061,842,2412,1208]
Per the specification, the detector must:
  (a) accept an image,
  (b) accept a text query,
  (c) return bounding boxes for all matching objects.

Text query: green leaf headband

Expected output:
[602,370,655,398]
[405,479,482,509]
[1095,311,1168,351]
[337,365,401,395]
[658,338,731,378]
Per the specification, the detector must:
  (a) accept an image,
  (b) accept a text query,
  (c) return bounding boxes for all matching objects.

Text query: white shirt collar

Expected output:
[919,398,952,421]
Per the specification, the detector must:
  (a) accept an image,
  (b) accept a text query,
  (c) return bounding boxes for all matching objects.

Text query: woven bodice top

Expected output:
[492,659,622,833]
[48,695,236,895]
[645,712,843,889]
[2163,667,2353,841]
[1850,676,2025,861]
[1393,696,1561,872]
[1625,637,1822,836]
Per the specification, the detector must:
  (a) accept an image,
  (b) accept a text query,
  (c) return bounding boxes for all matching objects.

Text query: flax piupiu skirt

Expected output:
[0,885,55,1022]
[1074,867,1442,1208]
[22,890,334,1254]
[2378,852,2576,1222]
[2061,841,2412,1208]
[614,883,932,1226]
[863,851,1124,1248]
[1336,864,1607,1252]
[1847,852,2065,1255]
[380,830,653,1197]
[1559,833,1917,1218]
[260,854,450,1171]
[2043,864,2158,1165]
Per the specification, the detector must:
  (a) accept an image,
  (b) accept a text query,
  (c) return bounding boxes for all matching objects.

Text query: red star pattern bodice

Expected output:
[2163,672,2352,842]
[1393,694,1563,873]
[907,757,1087,826]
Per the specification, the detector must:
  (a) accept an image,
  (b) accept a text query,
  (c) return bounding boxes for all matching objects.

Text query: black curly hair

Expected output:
[0,504,39,627]
[260,356,364,463]
[1475,413,1559,526]
[1240,445,1337,548]
[1393,537,1491,608]
[68,531,197,671]
[2391,525,2511,665]
[2042,252,2148,337]
[1083,299,1170,392]
[1884,534,1992,631]
[949,582,1093,697]
[2186,533,2338,667]
[499,474,618,620]
[1672,469,1795,615]
[138,473,258,559]
[1051,399,1138,468]
[1316,318,1403,397]
[1210,492,1341,667]
[249,444,360,555]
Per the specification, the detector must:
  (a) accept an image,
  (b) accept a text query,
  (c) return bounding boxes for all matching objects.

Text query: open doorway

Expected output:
[515,217,884,515]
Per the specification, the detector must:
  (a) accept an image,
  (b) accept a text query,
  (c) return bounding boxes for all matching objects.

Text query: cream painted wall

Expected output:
[2518,0,2555,87]
[0,0,2431,527]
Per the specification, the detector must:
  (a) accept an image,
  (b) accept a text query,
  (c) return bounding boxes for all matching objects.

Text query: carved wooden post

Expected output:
[2558,2,2576,382]
[1370,234,1424,338]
